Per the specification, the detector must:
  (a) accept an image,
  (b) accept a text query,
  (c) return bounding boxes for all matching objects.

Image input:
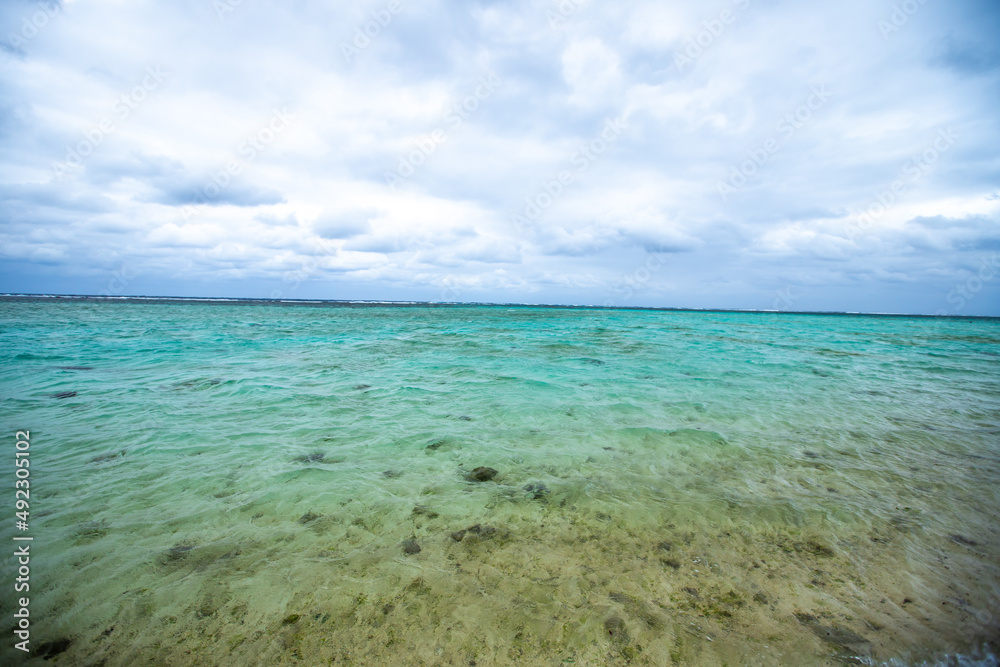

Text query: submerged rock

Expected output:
[402,539,421,555]
[814,624,870,651]
[604,615,628,642]
[412,505,439,519]
[523,483,549,500]
[468,467,498,482]
[163,544,195,563]
[660,557,681,570]
[73,519,110,541]
[796,613,871,657]
[293,452,326,464]
[36,638,72,659]
[801,540,835,557]
[450,524,497,542]
[90,450,126,464]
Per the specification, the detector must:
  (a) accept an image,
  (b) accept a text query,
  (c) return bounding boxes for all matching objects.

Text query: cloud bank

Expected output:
[1,0,998,314]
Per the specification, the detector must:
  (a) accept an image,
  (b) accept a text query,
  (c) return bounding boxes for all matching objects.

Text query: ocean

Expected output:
[1,297,998,665]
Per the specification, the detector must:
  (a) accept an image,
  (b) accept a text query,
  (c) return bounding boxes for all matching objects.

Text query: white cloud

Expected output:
[0,0,997,313]
[561,37,621,108]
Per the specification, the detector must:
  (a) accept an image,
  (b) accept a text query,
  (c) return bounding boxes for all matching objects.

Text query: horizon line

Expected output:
[2,292,996,320]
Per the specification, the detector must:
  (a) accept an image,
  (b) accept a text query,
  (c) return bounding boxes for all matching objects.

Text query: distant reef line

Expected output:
[1,293,997,320]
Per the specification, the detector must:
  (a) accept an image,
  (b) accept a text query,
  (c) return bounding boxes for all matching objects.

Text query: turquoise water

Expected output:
[1,299,998,665]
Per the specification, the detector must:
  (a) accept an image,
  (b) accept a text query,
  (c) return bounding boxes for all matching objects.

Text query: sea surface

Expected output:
[1,298,998,666]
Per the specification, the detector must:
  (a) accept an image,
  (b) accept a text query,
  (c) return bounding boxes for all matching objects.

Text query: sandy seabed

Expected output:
[19,443,999,667]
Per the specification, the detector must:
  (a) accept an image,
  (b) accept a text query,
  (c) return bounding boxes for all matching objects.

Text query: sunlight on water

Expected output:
[1,300,998,665]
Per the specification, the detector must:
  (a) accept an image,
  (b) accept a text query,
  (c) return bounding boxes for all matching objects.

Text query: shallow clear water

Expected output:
[1,299,998,665]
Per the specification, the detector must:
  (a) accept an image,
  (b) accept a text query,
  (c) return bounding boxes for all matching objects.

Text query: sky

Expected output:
[1,0,998,315]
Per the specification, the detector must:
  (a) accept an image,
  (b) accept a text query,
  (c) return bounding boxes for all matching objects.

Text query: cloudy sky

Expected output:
[1,0,998,314]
